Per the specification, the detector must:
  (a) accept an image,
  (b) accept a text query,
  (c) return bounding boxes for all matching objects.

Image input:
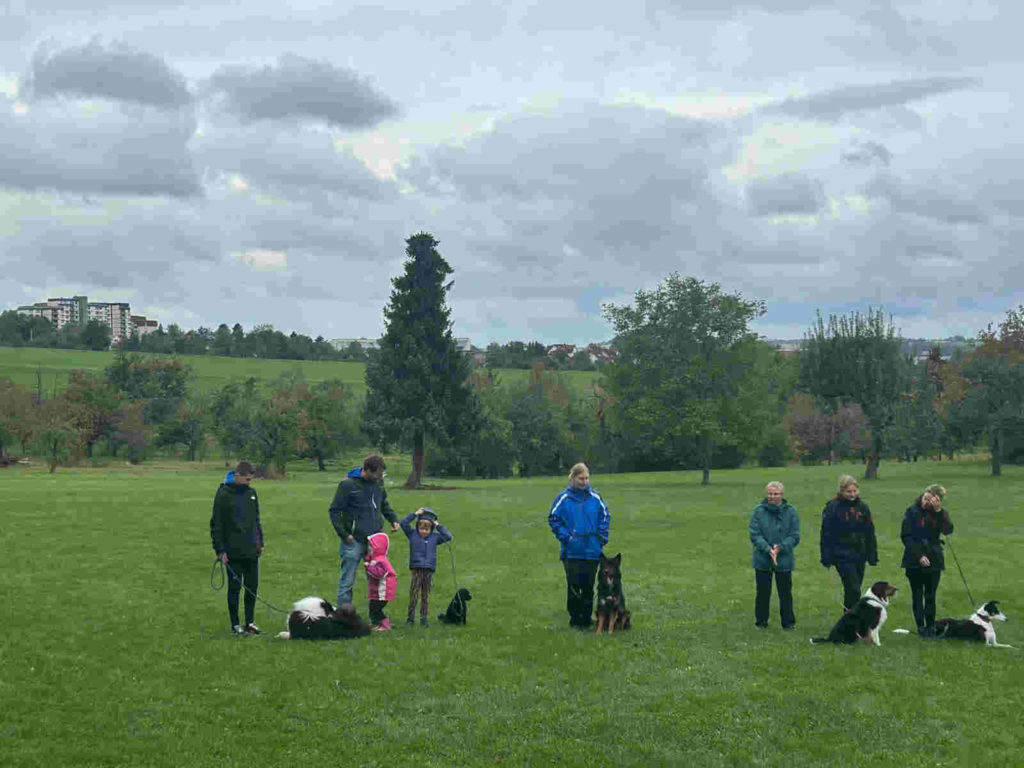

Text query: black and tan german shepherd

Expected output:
[595,553,631,635]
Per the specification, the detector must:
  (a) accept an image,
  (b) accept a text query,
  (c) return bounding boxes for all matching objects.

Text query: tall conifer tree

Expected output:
[364,233,480,487]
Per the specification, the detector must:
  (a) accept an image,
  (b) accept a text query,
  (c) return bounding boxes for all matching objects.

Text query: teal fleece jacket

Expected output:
[749,498,800,571]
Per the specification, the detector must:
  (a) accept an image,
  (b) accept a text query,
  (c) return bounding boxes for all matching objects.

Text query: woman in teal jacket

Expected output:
[749,480,801,630]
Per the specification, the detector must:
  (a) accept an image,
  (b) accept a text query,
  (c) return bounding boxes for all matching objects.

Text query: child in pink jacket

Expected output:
[365,531,397,631]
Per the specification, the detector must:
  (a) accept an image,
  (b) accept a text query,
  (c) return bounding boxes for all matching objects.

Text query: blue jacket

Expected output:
[548,485,610,561]
[400,513,452,570]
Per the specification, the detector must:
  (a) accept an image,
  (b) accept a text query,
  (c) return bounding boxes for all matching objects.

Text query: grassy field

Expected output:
[0,346,598,396]
[2,458,1022,767]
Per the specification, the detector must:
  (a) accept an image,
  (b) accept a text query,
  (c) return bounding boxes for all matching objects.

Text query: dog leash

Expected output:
[942,536,975,609]
[210,559,290,615]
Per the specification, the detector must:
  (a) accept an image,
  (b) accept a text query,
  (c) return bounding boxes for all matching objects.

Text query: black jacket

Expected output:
[210,482,263,559]
[820,496,878,570]
[328,468,397,543]
[900,502,954,571]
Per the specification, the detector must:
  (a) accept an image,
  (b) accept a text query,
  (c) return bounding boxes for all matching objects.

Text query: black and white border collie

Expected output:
[277,596,371,640]
[811,581,897,646]
[935,601,1015,648]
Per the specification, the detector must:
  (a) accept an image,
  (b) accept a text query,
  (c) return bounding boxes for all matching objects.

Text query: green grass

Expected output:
[0,346,598,396]
[2,459,1022,766]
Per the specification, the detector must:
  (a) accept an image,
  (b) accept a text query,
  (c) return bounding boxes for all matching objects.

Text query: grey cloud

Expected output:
[746,173,825,217]
[864,174,989,226]
[0,97,201,197]
[205,54,399,128]
[192,122,396,202]
[841,140,892,168]
[768,76,980,121]
[22,40,192,108]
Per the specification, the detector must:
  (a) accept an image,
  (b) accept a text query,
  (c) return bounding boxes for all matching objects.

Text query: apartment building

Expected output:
[16,295,159,345]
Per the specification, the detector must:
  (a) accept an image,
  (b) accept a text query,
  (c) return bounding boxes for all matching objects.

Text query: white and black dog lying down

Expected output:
[811,581,897,646]
[277,597,372,640]
[934,601,1015,648]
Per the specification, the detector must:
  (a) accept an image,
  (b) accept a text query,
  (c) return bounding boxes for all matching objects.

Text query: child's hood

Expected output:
[367,531,390,558]
[347,466,362,479]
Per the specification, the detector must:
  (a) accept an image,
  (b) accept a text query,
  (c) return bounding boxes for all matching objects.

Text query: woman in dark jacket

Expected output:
[548,462,611,629]
[901,484,954,637]
[820,475,878,610]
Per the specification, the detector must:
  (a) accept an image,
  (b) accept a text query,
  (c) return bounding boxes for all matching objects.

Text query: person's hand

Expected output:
[919,555,931,567]
[346,534,354,543]
[414,508,422,516]
[770,545,779,566]
[258,546,265,555]
[391,521,400,532]
[219,552,228,564]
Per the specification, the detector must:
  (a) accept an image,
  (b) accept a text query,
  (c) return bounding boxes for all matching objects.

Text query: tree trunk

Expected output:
[701,439,711,486]
[406,428,425,488]
[992,428,1002,477]
[316,450,326,472]
[864,435,881,479]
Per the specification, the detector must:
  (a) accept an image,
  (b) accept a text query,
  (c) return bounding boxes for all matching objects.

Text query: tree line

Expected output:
[2,234,1022,482]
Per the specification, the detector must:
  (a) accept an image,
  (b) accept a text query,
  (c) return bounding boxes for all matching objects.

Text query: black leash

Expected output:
[942,536,975,609]
[210,559,290,615]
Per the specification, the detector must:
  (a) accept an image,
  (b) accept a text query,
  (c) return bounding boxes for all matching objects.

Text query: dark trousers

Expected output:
[755,569,795,628]
[407,568,434,620]
[837,562,866,610]
[226,557,259,627]
[563,559,599,627]
[906,569,942,630]
[369,599,388,625]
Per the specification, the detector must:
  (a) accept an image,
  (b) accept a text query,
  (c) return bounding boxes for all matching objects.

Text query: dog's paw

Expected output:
[277,631,291,640]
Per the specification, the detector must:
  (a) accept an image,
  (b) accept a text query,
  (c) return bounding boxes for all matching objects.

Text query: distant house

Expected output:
[329,337,380,352]
[585,343,616,364]
[547,343,577,358]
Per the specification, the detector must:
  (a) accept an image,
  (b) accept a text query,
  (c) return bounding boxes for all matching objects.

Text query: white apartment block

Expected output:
[16,295,159,346]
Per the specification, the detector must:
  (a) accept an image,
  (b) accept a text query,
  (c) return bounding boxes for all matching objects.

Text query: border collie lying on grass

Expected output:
[935,601,1015,648]
[277,596,371,640]
[810,581,896,646]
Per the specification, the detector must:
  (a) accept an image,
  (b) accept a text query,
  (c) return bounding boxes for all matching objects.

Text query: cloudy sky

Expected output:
[1,1,1021,344]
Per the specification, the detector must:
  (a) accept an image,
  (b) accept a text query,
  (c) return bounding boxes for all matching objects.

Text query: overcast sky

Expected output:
[2,0,1021,344]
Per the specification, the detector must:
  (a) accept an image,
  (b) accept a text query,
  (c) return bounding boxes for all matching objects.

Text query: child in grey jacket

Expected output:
[400,508,452,627]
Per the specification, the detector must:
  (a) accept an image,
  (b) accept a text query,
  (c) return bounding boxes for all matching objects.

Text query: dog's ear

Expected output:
[612,553,621,566]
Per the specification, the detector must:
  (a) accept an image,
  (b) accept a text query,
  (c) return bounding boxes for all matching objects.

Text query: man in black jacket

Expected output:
[329,454,399,607]
[210,461,264,636]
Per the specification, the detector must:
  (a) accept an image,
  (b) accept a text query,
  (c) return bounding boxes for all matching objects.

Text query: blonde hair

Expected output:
[838,475,858,494]
[924,484,946,499]
[568,462,589,483]
[765,481,784,494]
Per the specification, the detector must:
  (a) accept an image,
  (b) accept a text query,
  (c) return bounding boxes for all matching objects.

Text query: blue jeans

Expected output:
[337,539,366,607]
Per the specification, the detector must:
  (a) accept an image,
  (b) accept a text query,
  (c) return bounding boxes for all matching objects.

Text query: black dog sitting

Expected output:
[438,587,472,624]
[810,581,896,646]
[595,552,631,634]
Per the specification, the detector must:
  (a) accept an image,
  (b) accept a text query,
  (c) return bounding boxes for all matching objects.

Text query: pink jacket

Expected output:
[365,532,397,602]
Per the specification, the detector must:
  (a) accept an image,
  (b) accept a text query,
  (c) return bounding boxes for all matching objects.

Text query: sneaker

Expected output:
[379,618,392,631]
[231,625,248,637]
[754,623,768,630]
[244,623,261,635]
[782,625,795,631]
[420,616,429,628]
[406,618,416,628]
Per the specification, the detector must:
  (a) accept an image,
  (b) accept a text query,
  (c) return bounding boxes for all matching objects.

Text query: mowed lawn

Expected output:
[0,346,598,396]
[2,459,1022,767]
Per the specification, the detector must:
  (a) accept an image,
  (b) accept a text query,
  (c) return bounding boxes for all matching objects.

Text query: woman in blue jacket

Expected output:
[548,462,611,629]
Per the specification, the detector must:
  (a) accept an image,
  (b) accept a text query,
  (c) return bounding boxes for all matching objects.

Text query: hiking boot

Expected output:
[232,625,248,637]
[244,623,261,635]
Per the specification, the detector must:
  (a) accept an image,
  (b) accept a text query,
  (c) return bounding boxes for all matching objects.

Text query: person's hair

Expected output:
[235,460,255,476]
[765,481,784,494]
[837,475,858,496]
[924,484,946,499]
[568,462,589,483]
[363,455,386,473]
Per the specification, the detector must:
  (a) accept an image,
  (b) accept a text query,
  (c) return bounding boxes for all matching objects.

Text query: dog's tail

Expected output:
[891,628,911,635]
